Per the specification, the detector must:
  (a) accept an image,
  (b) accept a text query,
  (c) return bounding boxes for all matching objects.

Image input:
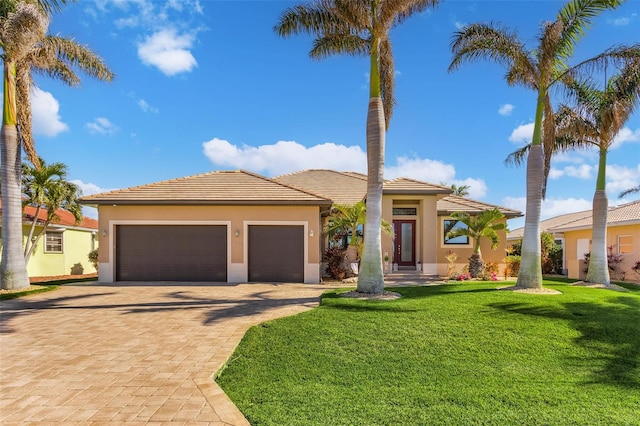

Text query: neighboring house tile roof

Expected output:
[275,169,521,218]
[79,170,333,206]
[507,199,640,240]
[0,202,97,230]
[548,199,640,232]
[438,195,522,218]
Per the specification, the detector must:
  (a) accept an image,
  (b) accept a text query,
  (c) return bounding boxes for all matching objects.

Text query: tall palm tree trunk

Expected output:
[358,97,385,293]
[516,144,544,288]
[585,151,610,285]
[1,124,30,290]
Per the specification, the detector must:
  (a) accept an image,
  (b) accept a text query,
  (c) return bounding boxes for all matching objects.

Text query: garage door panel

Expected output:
[249,225,304,282]
[116,225,227,282]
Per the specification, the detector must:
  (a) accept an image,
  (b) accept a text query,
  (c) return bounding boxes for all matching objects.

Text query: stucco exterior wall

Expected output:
[563,224,640,282]
[22,225,98,278]
[96,204,322,283]
[435,216,511,278]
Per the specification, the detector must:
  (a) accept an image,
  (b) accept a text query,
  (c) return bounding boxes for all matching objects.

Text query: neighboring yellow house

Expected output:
[548,200,640,283]
[508,199,640,283]
[0,203,99,278]
[80,169,521,283]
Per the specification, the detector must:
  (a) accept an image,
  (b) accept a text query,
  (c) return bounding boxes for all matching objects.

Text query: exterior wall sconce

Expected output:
[309,230,314,237]
[102,230,108,237]
[234,229,240,237]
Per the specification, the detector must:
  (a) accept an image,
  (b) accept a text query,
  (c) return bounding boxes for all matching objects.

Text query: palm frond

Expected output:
[0,2,49,60]
[557,43,640,86]
[309,33,368,59]
[274,2,348,38]
[383,0,440,27]
[504,145,531,168]
[619,185,640,198]
[449,22,533,76]
[38,35,114,82]
[555,0,622,62]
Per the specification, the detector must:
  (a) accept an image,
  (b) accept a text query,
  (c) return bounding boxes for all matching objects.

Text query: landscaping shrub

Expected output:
[323,247,349,280]
[504,255,520,278]
[88,248,98,271]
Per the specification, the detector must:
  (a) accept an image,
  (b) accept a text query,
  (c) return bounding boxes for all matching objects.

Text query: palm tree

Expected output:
[274,0,440,293]
[450,183,470,197]
[445,208,507,277]
[1,1,113,290]
[324,200,393,267]
[22,158,82,264]
[449,0,627,289]
[553,58,640,286]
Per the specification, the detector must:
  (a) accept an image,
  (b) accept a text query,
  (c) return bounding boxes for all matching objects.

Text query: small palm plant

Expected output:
[21,158,82,263]
[324,201,392,270]
[445,208,507,278]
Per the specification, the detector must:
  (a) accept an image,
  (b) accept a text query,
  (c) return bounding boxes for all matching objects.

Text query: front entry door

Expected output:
[393,220,416,267]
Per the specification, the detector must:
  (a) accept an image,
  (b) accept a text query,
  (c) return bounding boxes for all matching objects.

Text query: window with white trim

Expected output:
[45,231,63,253]
[618,235,633,254]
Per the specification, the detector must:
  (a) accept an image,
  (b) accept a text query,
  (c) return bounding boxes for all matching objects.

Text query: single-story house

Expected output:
[80,169,521,283]
[0,203,98,278]
[508,199,640,282]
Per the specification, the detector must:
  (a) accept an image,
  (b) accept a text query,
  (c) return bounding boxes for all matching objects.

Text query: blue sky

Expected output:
[28,0,640,228]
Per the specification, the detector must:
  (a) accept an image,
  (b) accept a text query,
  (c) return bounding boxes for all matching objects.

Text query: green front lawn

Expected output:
[216,281,640,425]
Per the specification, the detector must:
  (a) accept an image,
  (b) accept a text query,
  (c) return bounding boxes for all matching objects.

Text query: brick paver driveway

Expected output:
[0,281,335,425]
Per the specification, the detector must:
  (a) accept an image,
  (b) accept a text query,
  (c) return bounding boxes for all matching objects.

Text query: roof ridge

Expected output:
[443,194,521,214]
[84,170,229,197]
[238,170,333,201]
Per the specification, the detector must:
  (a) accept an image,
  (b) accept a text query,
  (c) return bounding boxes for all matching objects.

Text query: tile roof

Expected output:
[273,169,367,205]
[79,170,333,206]
[507,199,640,239]
[548,199,640,232]
[275,170,521,217]
[384,178,452,195]
[0,202,97,230]
[438,195,522,218]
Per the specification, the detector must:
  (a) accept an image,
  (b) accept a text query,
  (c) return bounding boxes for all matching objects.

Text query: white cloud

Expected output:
[608,13,636,26]
[606,163,640,197]
[138,99,159,113]
[549,164,594,180]
[137,28,197,76]
[202,138,366,176]
[386,156,456,185]
[612,126,640,149]
[202,138,488,198]
[30,87,68,137]
[70,179,115,197]
[498,104,514,116]
[502,196,592,223]
[508,122,534,144]
[85,117,118,135]
[564,164,594,179]
[454,21,465,29]
[71,179,117,219]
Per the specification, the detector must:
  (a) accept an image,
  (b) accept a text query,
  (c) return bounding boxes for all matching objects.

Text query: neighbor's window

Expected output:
[618,235,633,254]
[443,219,469,245]
[45,232,63,253]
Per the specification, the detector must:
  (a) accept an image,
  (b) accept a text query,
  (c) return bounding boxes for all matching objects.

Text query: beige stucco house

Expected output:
[508,199,640,282]
[80,169,521,283]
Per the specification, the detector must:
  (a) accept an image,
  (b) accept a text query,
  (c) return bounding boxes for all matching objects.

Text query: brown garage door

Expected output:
[248,225,304,282]
[116,225,227,282]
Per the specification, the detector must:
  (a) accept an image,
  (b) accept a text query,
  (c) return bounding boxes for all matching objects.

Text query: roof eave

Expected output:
[80,199,333,207]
